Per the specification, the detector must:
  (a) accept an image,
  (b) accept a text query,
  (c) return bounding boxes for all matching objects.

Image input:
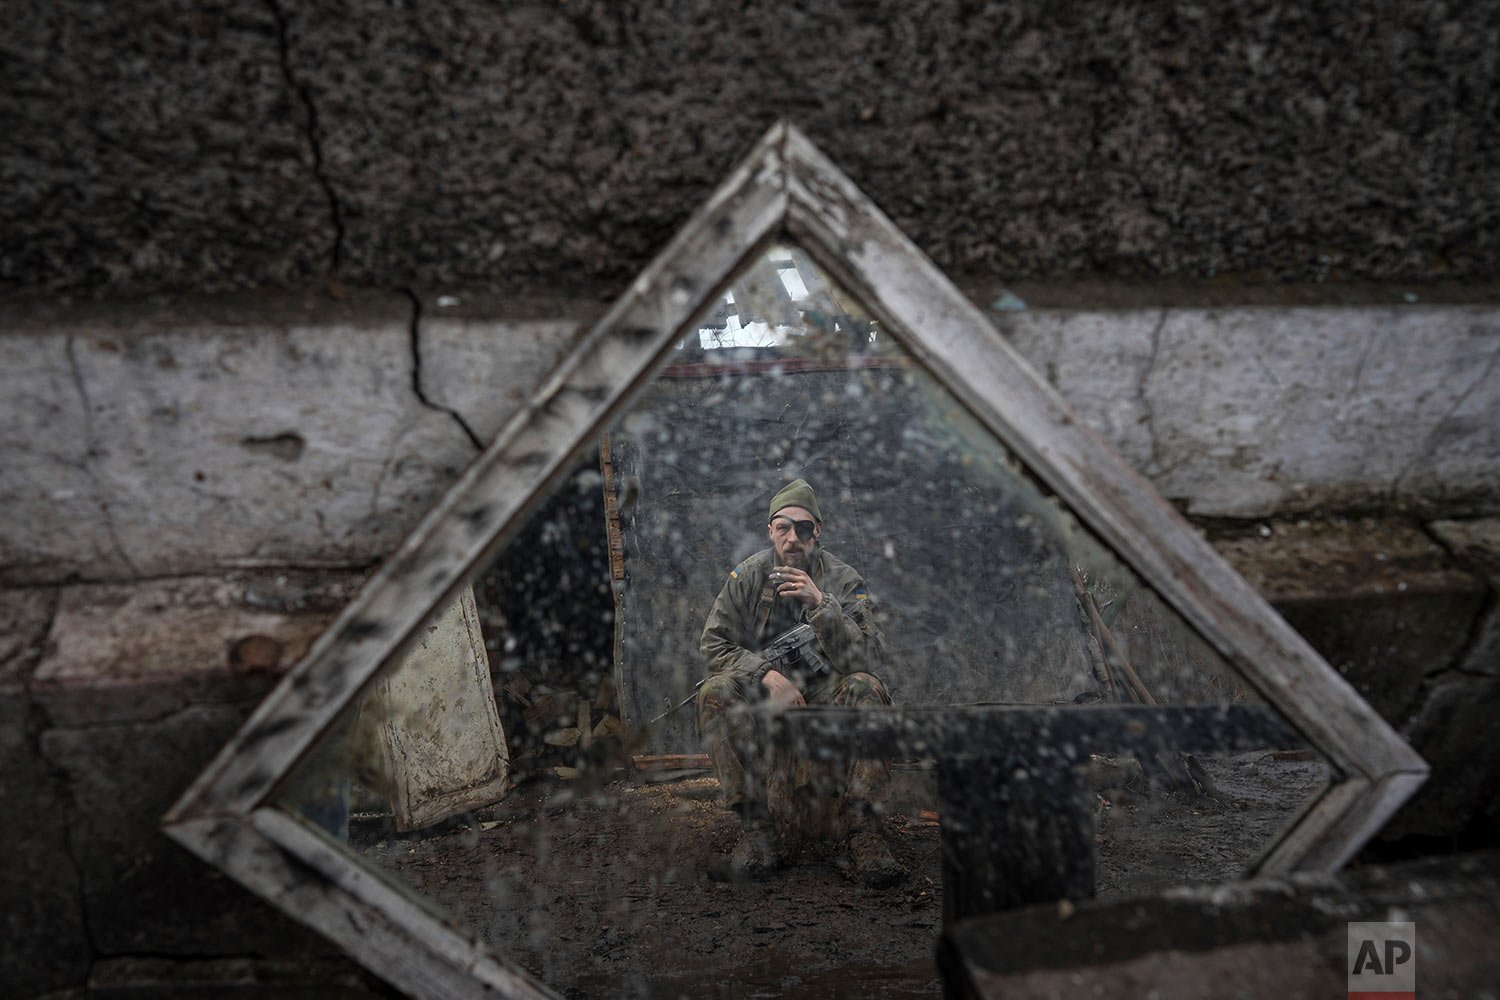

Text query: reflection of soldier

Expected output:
[696,479,902,886]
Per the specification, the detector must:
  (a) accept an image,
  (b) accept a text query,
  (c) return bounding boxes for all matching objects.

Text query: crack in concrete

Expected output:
[267,0,345,271]
[1417,517,1499,680]
[1137,307,1169,477]
[366,426,403,523]
[64,336,141,578]
[21,601,99,969]
[402,289,483,451]
[1391,342,1500,505]
[1345,327,1378,408]
[1248,342,1284,391]
[13,585,61,688]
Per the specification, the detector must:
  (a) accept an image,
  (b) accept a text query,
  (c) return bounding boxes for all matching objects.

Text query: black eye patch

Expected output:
[773,517,816,541]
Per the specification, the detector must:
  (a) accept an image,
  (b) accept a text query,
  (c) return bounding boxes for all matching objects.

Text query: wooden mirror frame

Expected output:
[164,122,1427,1000]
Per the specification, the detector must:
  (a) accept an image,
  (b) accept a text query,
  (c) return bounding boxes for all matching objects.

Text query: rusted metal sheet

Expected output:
[353,586,510,832]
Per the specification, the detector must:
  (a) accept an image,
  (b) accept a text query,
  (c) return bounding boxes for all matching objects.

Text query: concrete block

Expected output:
[942,852,1500,1000]
[40,702,340,960]
[0,293,474,582]
[1146,308,1500,518]
[5,300,1500,584]
[1213,518,1486,721]
[997,307,1500,520]
[31,571,357,727]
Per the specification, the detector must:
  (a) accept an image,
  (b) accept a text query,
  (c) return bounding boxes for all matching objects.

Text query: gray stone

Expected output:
[995,309,1161,473]
[998,306,1500,519]
[40,702,339,959]
[0,332,130,580]
[5,300,1500,588]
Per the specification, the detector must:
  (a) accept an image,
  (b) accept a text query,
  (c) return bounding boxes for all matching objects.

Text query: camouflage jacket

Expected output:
[699,547,886,683]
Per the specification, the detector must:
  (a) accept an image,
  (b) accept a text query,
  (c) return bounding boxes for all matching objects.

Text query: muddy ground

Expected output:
[354,751,1324,999]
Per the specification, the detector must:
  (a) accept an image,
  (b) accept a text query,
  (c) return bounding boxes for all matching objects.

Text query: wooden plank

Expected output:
[599,433,631,731]
[598,435,626,583]
[769,704,1305,761]
[631,753,711,771]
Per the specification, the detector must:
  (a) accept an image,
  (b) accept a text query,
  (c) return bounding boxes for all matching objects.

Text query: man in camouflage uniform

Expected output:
[696,479,902,886]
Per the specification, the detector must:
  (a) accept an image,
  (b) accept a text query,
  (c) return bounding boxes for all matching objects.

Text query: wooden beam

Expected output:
[769,704,1306,762]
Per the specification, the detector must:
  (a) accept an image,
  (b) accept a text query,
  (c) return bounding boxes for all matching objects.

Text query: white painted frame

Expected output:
[164,122,1427,999]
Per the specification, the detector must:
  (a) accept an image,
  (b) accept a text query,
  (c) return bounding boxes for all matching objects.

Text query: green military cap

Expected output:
[768,478,823,523]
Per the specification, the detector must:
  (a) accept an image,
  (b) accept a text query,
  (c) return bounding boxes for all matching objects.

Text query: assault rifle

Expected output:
[646,622,832,726]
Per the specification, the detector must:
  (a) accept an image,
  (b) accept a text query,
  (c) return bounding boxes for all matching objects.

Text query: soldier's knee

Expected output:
[696,673,748,720]
[842,672,892,706]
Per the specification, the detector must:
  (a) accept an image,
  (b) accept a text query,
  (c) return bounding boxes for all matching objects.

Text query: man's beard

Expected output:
[778,546,810,567]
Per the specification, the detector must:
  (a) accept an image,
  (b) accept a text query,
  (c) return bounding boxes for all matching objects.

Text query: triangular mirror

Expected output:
[165,123,1426,999]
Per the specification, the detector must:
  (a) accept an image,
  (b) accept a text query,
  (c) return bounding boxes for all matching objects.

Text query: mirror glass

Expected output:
[274,241,1329,997]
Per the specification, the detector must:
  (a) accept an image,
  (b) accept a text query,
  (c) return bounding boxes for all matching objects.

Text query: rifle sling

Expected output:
[753,579,777,640]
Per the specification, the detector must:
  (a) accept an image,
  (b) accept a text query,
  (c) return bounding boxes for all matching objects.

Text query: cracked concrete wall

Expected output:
[5,296,1496,587]
[6,3,1500,990]
[6,1,1500,297]
[2,569,372,997]
[0,292,492,583]
[2,1,335,292]
[999,305,1500,519]
[2,296,1498,995]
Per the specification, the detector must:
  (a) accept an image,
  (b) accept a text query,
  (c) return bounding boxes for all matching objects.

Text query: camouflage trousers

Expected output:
[696,670,893,842]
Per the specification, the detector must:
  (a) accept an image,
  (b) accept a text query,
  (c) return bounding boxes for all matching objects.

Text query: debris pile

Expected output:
[498,671,630,781]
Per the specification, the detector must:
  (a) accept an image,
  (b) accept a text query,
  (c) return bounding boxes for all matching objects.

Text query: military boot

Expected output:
[715,805,780,882]
[840,828,904,888]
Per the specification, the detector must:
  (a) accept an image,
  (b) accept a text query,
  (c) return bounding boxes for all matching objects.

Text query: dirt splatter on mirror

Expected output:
[270,243,1327,996]
[169,124,1424,1000]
